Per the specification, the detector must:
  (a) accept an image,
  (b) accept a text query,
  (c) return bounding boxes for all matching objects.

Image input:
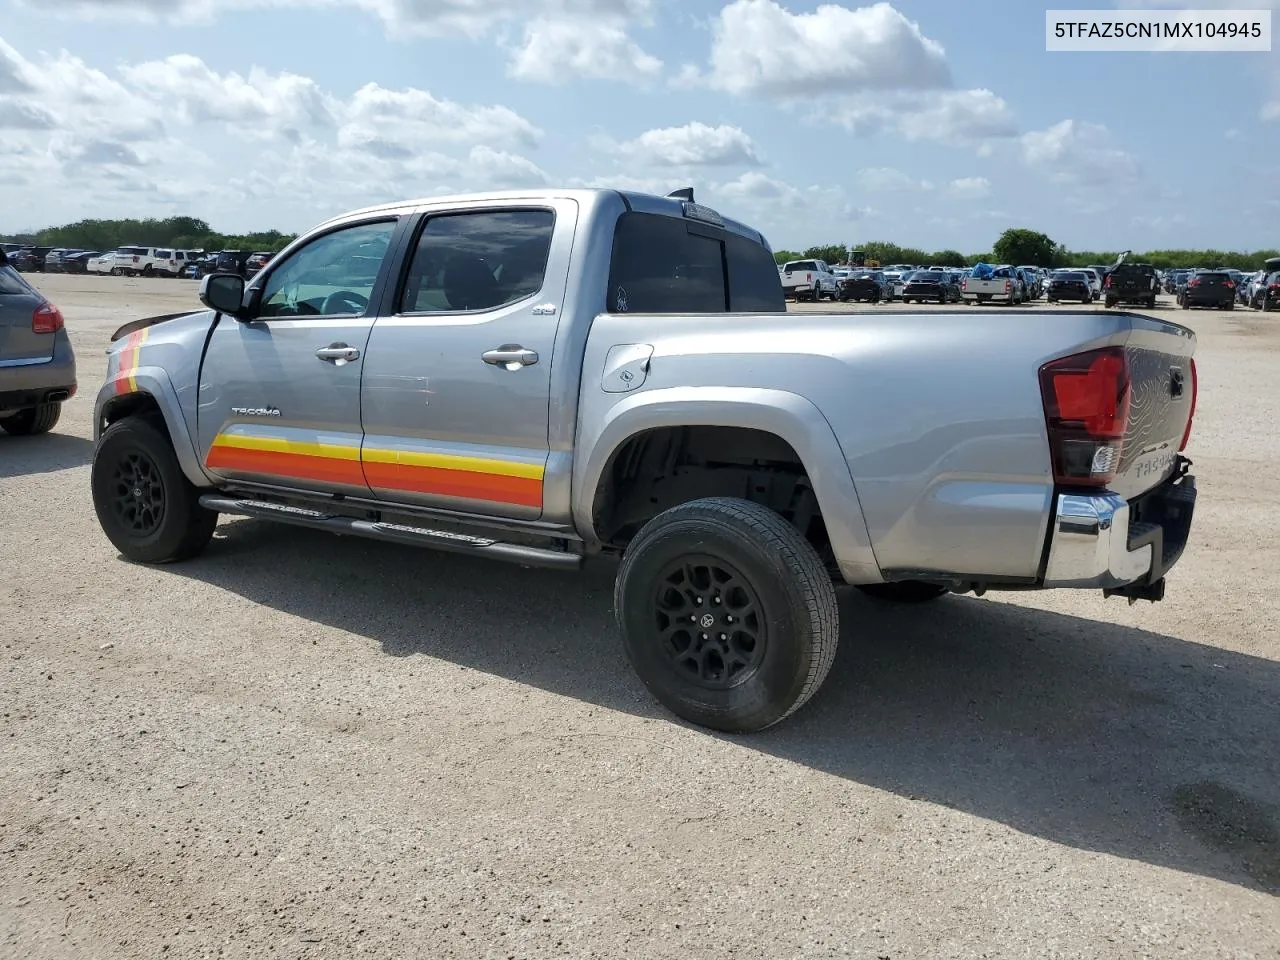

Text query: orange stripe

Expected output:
[363,460,543,508]
[115,330,145,396]
[206,444,366,486]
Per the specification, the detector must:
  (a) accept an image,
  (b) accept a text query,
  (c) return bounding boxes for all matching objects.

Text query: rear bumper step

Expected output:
[198,495,584,571]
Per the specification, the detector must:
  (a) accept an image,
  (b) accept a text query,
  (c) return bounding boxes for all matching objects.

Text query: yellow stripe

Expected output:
[361,446,544,479]
[212,433,361,461]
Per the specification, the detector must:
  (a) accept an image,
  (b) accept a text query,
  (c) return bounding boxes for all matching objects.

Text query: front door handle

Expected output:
[316,343,360,364]
[482,345,539,369]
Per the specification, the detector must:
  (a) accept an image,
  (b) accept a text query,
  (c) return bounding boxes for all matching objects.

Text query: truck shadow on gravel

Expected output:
[0,431,94,479]
[175,518,1279,896]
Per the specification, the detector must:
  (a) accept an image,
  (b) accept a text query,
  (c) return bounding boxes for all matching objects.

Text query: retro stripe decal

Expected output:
[362,447,543,508]
[114,327,151,395]
[204,431,545,508]
[205,433,366,486]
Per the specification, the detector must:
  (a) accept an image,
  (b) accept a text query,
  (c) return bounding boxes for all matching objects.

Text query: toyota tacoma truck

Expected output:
[89,188,1200,734]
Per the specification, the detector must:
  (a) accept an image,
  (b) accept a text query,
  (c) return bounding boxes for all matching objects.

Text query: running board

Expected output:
[198,495,583,571]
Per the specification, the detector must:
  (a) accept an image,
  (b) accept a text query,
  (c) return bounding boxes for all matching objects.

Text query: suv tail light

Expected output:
[1188,278,1200,287]
[1224,280,1235,288]
[1104,276,1112,288]
[1039,346,1131,488]
[1179,358,1198,452]
[32,301,64,334]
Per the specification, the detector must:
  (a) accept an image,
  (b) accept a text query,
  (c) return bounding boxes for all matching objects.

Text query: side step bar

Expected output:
[199,495,584,571]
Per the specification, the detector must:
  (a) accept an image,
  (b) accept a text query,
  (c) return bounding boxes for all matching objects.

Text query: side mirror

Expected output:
[200,273,247,319]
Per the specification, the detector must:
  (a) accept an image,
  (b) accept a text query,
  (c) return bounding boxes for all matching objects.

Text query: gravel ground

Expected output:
[3,274,1278,959]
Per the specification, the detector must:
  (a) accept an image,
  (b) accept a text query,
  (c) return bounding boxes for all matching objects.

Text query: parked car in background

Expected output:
[1241,270,1264,304]
[1046,270,1094,303]
[60,251,98,275]
[115,245,161,277]
[87,251,119,275]
[1077,268,1102,300]
[12,246,53,272]
[152,249,192,277]
[183,255,217,279]
[780,259,838,302]
[213,250,253,278]
[1104,262,1159,308]
[1249,271,1279,311]
[0,249,76,436]
[960,265,1023,304]
[244,252,274,278]
[902,269,959,303]
[1179,271,1235,310]
[889,270,914,300]
[1017,266,1044,299]
[837,268,891,303]
[43,249,76,273]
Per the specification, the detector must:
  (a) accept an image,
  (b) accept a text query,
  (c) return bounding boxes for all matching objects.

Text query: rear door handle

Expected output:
[482,345,539,369]
[316,343,360,364]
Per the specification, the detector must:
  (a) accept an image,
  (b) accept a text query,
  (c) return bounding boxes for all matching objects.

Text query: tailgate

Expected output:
[0,268,51,364]
[1112,321,1196,500]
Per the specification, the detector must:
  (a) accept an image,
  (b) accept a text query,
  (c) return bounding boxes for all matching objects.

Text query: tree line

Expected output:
[776,229,1279,272]
[1,216,297,255]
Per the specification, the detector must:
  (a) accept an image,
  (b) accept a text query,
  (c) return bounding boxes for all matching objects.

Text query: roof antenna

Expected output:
[666,187,695,202]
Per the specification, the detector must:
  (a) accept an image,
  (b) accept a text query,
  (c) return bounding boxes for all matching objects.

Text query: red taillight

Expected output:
[1225,280,1234,288]
[1188,278,1200,287]
[1104,276,1112,288]
[1004,280,1012,291]
[1039,347,1132,488]
[32,302,64,334]
[1179,359,1198,452]
[1270,284,1280,291]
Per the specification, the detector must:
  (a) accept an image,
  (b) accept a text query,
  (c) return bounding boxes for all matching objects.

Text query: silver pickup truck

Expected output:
[89,187,1199,734]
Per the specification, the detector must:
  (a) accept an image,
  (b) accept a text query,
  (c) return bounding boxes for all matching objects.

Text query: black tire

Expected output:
[0,401,61,436]
[856,581,949,604]
[91,416,218,564]
[614,497,839,733]
[1104,298,1115,308]
[1225,301,1234,311]
[1263,299,1273,312]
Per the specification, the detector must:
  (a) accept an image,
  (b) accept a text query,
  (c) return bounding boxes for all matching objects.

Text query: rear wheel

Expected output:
[615,497,839,733]
[856,581,949,604]
[0,401,61,436]
[91,416,218,564]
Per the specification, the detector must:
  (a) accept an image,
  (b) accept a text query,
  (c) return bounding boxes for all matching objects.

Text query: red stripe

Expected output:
[363,461,542,508]
[206,445,366,486]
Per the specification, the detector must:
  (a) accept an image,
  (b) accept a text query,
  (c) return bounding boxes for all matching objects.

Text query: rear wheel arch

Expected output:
[576,392,881,582]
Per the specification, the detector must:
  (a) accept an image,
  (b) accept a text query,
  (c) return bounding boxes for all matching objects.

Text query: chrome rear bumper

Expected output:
[1042,469,1197,591]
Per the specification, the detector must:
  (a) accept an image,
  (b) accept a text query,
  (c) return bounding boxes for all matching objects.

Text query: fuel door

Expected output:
[601,343,653,393]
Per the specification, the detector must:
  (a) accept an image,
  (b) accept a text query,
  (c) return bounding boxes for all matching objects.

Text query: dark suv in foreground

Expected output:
[1104,262,1159,308]
[0,250,77,435]
[1179,271,1236,310]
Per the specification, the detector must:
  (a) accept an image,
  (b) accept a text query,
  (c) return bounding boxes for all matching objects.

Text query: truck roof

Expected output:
[318,187,770,249]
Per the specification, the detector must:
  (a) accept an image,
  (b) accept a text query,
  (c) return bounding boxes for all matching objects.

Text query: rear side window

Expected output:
[725,234,784,312]
[399,209,556,314]
[608,212,783,314]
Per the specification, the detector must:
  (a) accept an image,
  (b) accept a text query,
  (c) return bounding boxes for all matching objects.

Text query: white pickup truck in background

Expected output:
[780,259,838,302]
[960,265,1025,305]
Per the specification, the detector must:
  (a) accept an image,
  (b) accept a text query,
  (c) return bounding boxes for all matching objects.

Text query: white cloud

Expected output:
[854,166,932,191]
[601,122,763,166]
[833,89,1016,145]
[697,0,949,96]
[337,83,541,158]
[507,19,662,83]
[1021,119,1141,185]
[949,176,991,198]
[121,55,333,133]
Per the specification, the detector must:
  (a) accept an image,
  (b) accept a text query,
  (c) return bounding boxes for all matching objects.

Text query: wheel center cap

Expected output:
[699,614,715,629]
[133,487,142,498]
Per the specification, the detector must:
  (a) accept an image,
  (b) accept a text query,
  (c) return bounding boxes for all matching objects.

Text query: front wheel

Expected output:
[614,497,839,734]
[856,581,949,604]
[91,416,218,564]
[0,401,61,436]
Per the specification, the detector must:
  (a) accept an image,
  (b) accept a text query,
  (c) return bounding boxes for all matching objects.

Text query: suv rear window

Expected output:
[607,212,784,314]
[1198,272,1230,282]
[0,264,32,295]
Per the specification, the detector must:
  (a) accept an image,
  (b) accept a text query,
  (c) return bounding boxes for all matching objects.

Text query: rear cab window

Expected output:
[607,211,784,314]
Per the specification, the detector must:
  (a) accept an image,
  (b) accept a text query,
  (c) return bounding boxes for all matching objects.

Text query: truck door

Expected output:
[359,200,575,521]
[196,218,402,496]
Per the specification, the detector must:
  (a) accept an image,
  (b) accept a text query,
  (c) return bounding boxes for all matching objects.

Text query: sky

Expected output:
[0,0,1276,253]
